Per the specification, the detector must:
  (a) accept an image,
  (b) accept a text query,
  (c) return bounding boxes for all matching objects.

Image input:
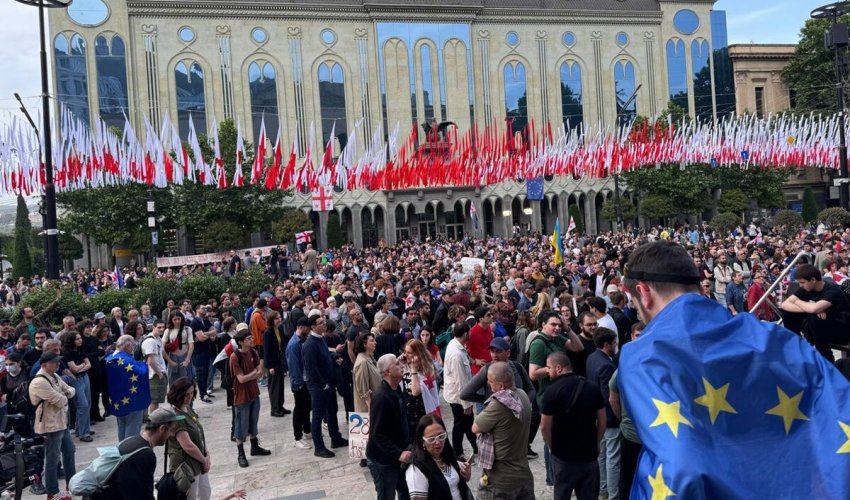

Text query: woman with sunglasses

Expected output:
[406,414,474,500]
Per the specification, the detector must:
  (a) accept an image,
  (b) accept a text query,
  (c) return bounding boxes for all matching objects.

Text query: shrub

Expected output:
[178,273,228,307]
[132,276,181,316]
[227,266,274,299]
[717,189,749,215]
[710,212,742,234]
[817,207,850,228]
[771,209,805,236]
[89,288,136,317]
[14,285,93,327]
[802,187,818,223]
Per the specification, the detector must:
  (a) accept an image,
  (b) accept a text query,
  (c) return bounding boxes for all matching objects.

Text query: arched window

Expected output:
[95,34,129,130]
[614,60,637,126]
[248,61,279,142]
[504,62,527,134]
[55,33,90,124]
[317,62,349,152]
[560,61,583,132]
[420,44,435,123]
[175,61,207,139]
[665,39,689,114]
[691,39,712,122]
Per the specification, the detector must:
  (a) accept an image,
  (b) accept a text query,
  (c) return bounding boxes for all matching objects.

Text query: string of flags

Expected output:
[0,107,844,198]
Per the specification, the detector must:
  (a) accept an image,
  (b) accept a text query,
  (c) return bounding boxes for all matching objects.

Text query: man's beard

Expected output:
[634,298,654,325]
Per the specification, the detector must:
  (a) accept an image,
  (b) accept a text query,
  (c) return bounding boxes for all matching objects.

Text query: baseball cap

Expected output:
[606,284,619,294]
[40,351,61,364]
[147,407,186,426]
[236,322,250,334]
[94,312,106,320]
[489,337,511,351]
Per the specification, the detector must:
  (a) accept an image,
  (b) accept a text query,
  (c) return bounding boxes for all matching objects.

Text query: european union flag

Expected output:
[105,351,150,416]
[619,294,850,499]
[527,177,544,200]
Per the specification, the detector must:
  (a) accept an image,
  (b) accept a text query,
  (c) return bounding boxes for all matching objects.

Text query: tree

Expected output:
[801,187,819,223]
[817,207,850,228]
[710,212,742,234]
[622,164,714,215]
[172,119,290,235]
[601,198,637,222]
[717,189,749,215]
[771,209,805,236]
[201,220,246,251]
[782,17,843,114]
[273,207,313,243]
[326,212,346,249]
[12,195,33,279]
[57,231,84,269]
[640,195,676,221]
[568,204,585,234]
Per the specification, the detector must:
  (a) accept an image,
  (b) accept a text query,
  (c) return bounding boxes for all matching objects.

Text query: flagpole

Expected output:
[614,84,641,231]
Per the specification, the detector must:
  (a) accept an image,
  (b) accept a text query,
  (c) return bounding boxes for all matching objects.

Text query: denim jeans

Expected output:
[42,428,75,496]
[206,356,216,393]
[72,373,91,438]
[367,459,410,500]
[551,455,599,500]
[234,398,261,442]
[193,351,211,399]
[117,410,144,442]
[599,427,622,500]
[543,444,554,486]
[167,352,195,385]
[308,384,342,450]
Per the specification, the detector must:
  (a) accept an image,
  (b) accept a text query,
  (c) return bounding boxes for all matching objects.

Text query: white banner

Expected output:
[460,257,486,277]
[348,412,370,459]
[156,245,278,268]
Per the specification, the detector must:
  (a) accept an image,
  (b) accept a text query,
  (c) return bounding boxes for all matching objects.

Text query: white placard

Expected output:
[348,412,370,459]
[460,257,486,277]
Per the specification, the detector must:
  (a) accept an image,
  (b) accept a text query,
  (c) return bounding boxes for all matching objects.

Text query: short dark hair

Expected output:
[473,306,491,321]
[153,319,165,328]
[453,322,470,339]
[257,299,268,309]
[593,327,617,349]
[586,297,607,314]
[354,333,374,354]
[631,322,646,335]
[578,311,597,326]
[539,310,560,327]
[611,292,627,307]
[795,264,822,282]
[308,315,324,328]
[623,241,701,298]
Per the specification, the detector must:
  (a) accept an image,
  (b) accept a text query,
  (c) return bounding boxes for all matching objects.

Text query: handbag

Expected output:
[164,329,181,353]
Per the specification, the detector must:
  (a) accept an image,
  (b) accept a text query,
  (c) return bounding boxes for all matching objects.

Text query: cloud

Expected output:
[0,4,43,113]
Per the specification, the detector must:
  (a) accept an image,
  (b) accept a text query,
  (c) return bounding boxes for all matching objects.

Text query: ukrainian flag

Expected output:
[619,294,850,499]
[551,218,564,266]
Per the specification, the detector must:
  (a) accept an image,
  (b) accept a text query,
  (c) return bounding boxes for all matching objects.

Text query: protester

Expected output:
[166,377,212,500]
[285,317,312,449]
[366,353,411,500]
[262,310,290,417]
[229,330,272,467]
[400,339,440,437]
[164,311,195,384]
[406,414,474,500]
[586,328,620,500]
[106,335,151,441]
[442,322,477,461]
[61,331,93,442]
[142,319,167,413]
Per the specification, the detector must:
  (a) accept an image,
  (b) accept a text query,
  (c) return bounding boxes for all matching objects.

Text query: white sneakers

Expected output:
[295,438,312,449]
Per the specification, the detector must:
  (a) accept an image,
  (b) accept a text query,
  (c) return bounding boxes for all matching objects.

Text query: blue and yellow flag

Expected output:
[105,351,150,416]
[619,294,850,499]
[551,218,565,266]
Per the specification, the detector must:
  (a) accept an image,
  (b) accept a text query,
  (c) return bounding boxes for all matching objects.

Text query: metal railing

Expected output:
[749,251,807,324]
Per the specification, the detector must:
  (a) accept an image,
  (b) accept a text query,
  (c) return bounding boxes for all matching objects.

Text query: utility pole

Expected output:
[614,84,642,230]
[813,2,850,210]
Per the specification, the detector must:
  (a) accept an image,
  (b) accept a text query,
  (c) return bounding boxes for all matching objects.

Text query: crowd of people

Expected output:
[0,218,847,500]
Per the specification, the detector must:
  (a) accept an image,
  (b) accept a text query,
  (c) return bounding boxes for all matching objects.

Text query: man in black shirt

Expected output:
[540,351,605,500]
[190,305,217,403]
[781,264,850,361]
[228,250,242,276]
[366,353,411,500]
[568,312,598,377]
[93,407,182,500]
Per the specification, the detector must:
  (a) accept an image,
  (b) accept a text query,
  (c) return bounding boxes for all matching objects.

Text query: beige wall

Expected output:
[728,44,795,116]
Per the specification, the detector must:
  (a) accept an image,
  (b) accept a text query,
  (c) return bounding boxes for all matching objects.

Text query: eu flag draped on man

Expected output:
[619,294,850,499]
[105,347,150,416]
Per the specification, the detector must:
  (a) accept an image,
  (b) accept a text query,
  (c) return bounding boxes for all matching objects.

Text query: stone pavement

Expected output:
[21,375,555,499]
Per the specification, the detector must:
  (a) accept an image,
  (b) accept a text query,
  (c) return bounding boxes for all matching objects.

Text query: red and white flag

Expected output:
[233,120,245,187]
[251,118,267,185]
[295,230,313,244]
[311,185,333,211]
[567,216,577,233]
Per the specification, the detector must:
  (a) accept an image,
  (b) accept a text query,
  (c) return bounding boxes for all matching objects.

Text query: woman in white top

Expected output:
[163,311,195,385]
[406,414,473,500]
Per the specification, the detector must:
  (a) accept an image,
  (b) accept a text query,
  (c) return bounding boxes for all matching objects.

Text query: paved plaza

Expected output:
[21,375,553,500]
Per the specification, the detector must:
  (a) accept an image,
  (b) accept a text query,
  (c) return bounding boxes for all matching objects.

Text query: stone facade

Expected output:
[728,44,795,117]
[50,0,726,250]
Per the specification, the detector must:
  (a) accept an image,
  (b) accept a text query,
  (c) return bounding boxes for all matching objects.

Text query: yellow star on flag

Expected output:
[837,421,850,454]
[125,364,134,373]
[693,378,737,425]
[116,358,125,365]
[130,374,139,383]
[113,403,120,411]
[650,399,693,438]
[122,397,130,405]
[765,387,809,434]
[648,464,676,500]
[130,385,138,394]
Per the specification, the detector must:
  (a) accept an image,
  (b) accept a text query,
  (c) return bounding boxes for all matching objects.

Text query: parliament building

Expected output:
[49,0,733,252]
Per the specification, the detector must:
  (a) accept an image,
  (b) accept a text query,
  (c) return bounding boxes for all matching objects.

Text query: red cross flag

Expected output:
[311,186,334,212]
[295,230,314,244]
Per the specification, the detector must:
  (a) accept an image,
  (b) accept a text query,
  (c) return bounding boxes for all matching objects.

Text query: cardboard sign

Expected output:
[460,257,485,277]
[348,412,370,459]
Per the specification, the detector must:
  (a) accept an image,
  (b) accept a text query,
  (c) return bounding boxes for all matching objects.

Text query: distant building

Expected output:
[729,44,834,211]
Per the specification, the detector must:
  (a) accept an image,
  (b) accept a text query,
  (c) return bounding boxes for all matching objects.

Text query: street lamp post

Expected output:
[13,0,73,279]
[614,84,642,230]
[813,2,850,211]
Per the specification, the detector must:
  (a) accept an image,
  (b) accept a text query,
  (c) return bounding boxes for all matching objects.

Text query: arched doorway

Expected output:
[420,203,437,241]
[445,200,466,240]
[362,208,378,248]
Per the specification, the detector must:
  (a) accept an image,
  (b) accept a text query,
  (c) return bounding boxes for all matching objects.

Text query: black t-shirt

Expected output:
[190,317,214,356]
[62,348,88,374]
[794,282,850,322]
[567,335,597,377]
[229,255,241,275]
[540,373,604,462]
[92,434,157,500]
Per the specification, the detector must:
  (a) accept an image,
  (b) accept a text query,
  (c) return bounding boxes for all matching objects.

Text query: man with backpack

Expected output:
[141,319,167,413]
[86,407,182,500]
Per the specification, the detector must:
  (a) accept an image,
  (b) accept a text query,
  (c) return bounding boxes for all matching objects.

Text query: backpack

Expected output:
[133,334,154,361]
[68,437,149,496]
[10,374,46,418]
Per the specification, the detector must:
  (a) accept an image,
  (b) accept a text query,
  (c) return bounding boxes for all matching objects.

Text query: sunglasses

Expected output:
[423,432,448,444]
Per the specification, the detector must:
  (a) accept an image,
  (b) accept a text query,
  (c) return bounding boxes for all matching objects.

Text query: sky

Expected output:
[0,0,827,208]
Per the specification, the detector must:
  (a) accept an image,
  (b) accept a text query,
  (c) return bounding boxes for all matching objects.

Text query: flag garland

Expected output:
[0,109,845,197]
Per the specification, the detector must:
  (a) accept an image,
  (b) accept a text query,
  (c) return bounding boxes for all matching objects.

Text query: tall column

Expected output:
[502,198,513,237]
[530,200,543,233]
[385,205,397,245]
[352,206,364,249]
[584,194,597,235]
[473,199,485,238]
[318,211,329,250]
